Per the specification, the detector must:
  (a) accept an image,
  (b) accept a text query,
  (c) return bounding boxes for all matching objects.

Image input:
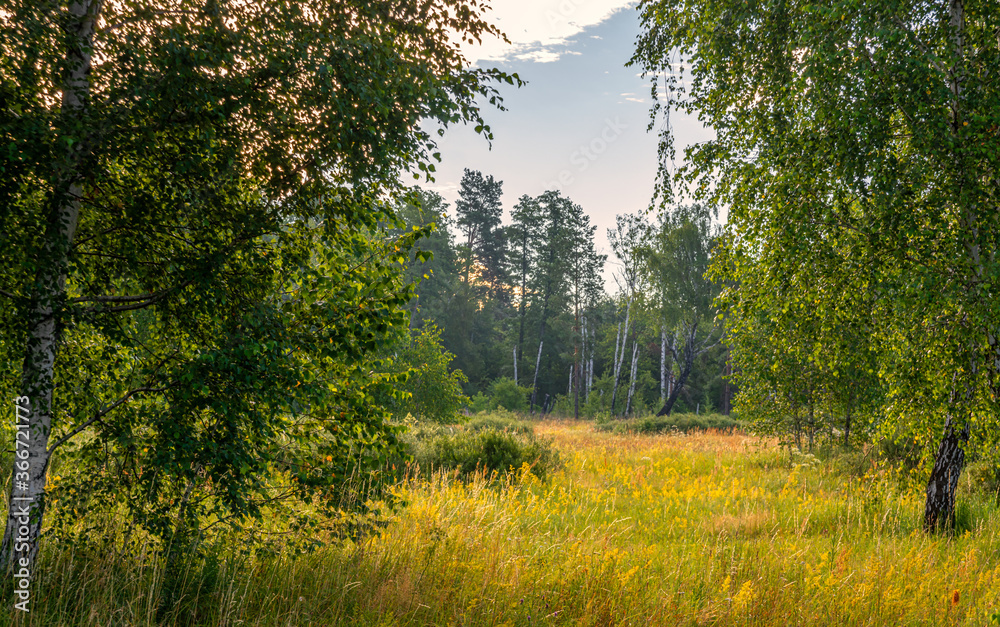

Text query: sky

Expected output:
[417,0,714,287]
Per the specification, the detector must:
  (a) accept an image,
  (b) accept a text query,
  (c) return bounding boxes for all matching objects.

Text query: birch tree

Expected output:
[640,205,722,416]
[633,0,1000,531]
[608,213,647,416]
[0,0,518,574]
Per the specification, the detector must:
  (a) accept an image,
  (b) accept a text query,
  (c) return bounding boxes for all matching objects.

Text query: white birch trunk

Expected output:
[660,327,667,404]
[1,0,100,574]
[625,341,639,417]
[530,341,543,412]
[612,322,622,383]
[611,298,631,415]
[513,346,518,384]
[587,357,594,398]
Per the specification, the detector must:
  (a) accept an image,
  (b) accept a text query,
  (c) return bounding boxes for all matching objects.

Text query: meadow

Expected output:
[6,418,1000,626]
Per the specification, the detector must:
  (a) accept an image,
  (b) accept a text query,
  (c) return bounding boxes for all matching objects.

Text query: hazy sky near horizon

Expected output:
[418,0,714,287]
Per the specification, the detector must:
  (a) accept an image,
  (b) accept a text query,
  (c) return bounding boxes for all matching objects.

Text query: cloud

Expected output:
[462,0,636,64]
[424,182,459,198]
[515,48,564,63]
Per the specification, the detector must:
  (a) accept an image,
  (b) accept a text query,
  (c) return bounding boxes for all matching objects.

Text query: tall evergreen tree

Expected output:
[566,208,606,418]
[508,194,545,384]
[455,169,508,300]
[394,189,461,327]
[525,191,580,412]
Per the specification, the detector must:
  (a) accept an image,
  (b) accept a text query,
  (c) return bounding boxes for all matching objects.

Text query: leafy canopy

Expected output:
[631,0,1000,452]
[0,0,520,550]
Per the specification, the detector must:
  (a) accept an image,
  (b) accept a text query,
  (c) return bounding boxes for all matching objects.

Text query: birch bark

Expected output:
[1,0,101,571]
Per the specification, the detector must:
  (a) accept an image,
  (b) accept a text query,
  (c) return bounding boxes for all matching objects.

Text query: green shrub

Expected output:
[400,419,457,442]
[878,435,924,471]
[375,325,469,423]
[488,377,531,412]
[409,427,560,481]
[468,391,491,413]
[464,411,532,435]
[594,412,745,434]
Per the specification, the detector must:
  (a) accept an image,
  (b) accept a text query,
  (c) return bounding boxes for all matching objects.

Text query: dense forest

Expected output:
[390,171,730,420]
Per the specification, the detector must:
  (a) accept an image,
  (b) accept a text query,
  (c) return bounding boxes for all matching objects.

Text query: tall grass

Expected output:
[4,419,1000,625]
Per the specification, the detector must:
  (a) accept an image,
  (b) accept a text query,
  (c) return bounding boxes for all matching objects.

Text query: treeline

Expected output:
[392,170,731,419]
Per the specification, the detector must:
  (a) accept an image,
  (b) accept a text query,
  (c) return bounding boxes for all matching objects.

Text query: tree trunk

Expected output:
[657,352,691,417]
[660,327,667,405]
[516,235,529,371]
[587,357,593,400]
[611,299,631,416]
[807,402,815,453]
[576,317,585,418]
[656,322,697,417]
[157,468,202,618]
[512,346,517,384]
[530,285,551,413]
[573,359,580,419]
[723,354,731,415]
[625,341,639,417]
[530,341,543,413]
[0,0,99,575]
[843,390,855,447]
[611,321,622,411]
[924,418,969,532]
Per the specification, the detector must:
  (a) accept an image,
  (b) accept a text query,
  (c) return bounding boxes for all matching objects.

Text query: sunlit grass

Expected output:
[6,419,1000,625]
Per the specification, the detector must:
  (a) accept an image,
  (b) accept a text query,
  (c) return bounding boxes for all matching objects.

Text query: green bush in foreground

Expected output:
[594,412,745,435]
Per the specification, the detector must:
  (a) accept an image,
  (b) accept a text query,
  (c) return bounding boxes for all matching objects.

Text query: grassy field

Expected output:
[7,419,1000,626]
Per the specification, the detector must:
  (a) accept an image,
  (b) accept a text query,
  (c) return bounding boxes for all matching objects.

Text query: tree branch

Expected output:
[74,278,196,312]
[71,291,165,303]
[47,385,169,456]
[892,18,949,78]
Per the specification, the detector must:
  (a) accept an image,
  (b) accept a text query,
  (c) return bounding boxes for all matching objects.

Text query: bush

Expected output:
[464,411,532,435]
[468,391,491,413]
[967,460,1000,503]
[400,419,457,442]
[878,435,924,471]
[376,325,469,423]
[404,416,560,481]
[488,377,531,412]
[593,412,745,435]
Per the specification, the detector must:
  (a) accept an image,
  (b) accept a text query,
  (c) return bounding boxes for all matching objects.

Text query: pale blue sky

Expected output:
[422,1,714,287]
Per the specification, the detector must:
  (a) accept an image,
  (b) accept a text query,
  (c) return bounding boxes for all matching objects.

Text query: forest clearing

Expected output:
[5,0,1000,623]
[8,417,1000,626]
